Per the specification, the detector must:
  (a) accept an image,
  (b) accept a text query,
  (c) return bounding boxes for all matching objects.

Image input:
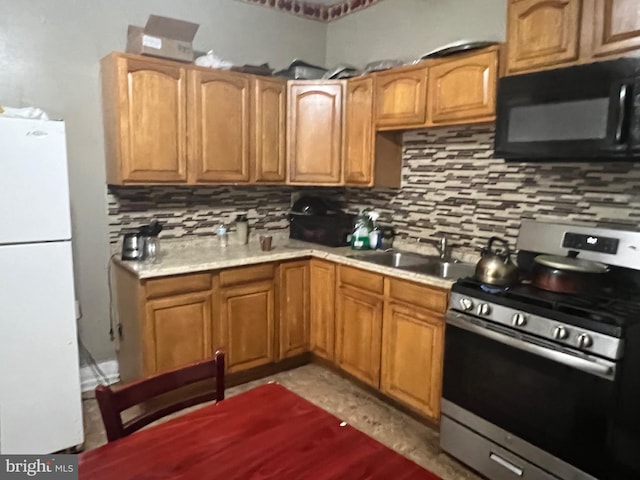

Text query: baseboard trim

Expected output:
[80,359,120,392]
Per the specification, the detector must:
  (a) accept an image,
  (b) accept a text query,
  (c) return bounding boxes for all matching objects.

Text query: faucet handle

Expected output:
[438,235,448,259]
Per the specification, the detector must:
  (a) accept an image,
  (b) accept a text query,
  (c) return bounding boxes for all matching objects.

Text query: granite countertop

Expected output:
[114,235,480,290]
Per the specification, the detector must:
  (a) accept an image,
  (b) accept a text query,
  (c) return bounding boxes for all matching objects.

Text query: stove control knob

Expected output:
[577,333,593,349]
[512,313,527,327]
[553,326,569,340]
[477,304,491,316]
[459,298,474,311]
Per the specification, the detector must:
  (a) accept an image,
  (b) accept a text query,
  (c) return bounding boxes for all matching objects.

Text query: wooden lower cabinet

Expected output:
[380,302,444,420]
[334,266,447,420]
[309,260,336,360]
[144,291,213,375]
[115,258,448,422]
[335,285,384,388]
[278,261,310,359]
[220,280,275,373]
[113,267,215,382]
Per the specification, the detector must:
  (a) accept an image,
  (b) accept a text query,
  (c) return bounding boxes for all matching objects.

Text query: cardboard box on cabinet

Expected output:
[126,15,199,62]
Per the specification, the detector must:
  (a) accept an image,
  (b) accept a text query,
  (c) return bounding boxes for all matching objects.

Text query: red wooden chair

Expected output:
[95,351,225,442]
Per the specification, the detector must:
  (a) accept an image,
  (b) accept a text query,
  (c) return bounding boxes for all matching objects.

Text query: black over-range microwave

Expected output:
[495,57,640,160]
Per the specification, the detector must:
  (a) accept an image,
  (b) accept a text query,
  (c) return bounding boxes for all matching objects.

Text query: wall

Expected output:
[0,0,327,363]
[109,125,640,260]
[108,186,295,242]
[335,126,640,254]
[325,0,508,68]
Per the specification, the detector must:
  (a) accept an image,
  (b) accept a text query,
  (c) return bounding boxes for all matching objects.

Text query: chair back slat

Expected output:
[95,351,225,442]
[122,391,220,436]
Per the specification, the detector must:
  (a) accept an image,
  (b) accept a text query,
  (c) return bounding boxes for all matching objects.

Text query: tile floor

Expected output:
[82,364,480,480]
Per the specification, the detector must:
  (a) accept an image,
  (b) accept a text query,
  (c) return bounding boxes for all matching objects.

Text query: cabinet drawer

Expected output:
[339,265,384,294]
[145,273,212,299]
[219,263,275,287]
[388,278,448,314]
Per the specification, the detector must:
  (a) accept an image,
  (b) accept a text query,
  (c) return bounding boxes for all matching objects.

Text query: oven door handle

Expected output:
[446,311,616,381]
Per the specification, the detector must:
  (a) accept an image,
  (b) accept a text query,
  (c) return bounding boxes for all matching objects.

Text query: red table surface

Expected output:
[79,382,442,480]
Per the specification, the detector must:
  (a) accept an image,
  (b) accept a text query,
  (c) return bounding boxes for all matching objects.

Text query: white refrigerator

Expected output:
[0,116,84,453]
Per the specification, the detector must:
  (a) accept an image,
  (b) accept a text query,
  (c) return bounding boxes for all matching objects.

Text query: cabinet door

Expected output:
[374,64,428,129]
[506,0,582,74]
[335,285,383,387]
[584,0,640,60]
[143,291,212,375]
[287,82,344,185]
[428,49,498,125]
[220,281,275,373]
[278,261,310,359]
[344,77,375,186]
[252,77,287,183]
[380,302,444,420]
[102,54,187,184]
[188,69,250,183]
[309,260,336,360]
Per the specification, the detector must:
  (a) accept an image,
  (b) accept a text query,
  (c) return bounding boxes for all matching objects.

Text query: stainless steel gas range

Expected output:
[440,221,640,480]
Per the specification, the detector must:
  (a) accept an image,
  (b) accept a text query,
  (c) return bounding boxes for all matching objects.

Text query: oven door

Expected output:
[443,311,619,480]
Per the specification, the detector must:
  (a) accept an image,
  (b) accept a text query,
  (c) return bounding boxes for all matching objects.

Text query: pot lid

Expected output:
[534,254,609,274]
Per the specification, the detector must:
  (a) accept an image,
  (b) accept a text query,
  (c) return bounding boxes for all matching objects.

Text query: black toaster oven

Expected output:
[289,213,355,247]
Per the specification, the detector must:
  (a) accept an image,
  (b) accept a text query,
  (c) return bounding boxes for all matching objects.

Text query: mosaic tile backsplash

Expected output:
[336,125,640,252]
[107,186,296,243]
[108,125,640,253]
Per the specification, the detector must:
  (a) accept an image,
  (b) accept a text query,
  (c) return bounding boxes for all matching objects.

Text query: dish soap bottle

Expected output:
[351,210,372,250]
[367,211,381,250]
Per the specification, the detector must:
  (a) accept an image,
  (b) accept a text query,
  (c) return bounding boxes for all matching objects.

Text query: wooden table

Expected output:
[79,383,442,479]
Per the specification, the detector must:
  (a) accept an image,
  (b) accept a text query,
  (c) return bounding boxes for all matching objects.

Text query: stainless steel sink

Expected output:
[348,251,437,268]
[347,251,476,280]
[402,261,476,279]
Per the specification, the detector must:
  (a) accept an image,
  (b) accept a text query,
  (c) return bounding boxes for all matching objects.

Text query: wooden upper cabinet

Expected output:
[278,261,310,359]
[101,53,188,184]
[344,77,375,186]
[287,81,344,185]
[428,48,498,125]
[143,290,213,375]
[584,0,640,60]
[506,0,582,74]
[309,260,336,361]
[252,77,287,183]
[188,69,250,183]
[374,64,428,129]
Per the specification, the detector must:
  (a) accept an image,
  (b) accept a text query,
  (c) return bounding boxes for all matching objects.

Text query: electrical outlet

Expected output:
[75,300,82,320]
